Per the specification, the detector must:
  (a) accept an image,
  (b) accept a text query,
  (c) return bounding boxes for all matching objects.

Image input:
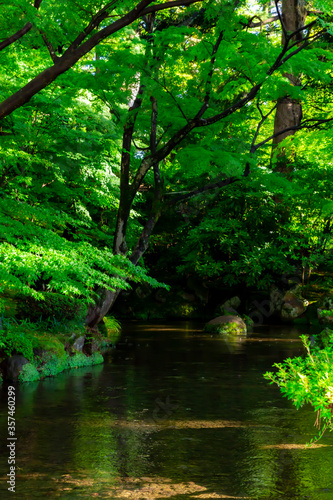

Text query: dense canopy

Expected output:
[1,0,333,321]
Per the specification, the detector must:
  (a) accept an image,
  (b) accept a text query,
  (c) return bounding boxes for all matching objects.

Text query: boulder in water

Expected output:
[204,315,247,335]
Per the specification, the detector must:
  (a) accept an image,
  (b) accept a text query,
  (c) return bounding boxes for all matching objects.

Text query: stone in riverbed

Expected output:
[204,315,247,335]
[281,290,307,321]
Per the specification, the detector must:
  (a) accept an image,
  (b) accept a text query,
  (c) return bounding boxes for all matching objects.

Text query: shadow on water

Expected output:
[1,321,333,499]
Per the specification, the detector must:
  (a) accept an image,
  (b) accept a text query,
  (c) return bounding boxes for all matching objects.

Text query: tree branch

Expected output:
[242,15,279,28]
[204,30,224,105]
[0,0,203,120]
[0,0,43,52]
[40,33,59,63]
[165,176,239,206]
[66,0,119,53]
[252,117,333,151]
[141,0,203,16]
[274,0,288,41]
[128,95,163,265]
[250,102,277,153]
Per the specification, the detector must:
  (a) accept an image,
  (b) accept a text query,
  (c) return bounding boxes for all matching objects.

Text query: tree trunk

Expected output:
[86,16,159,328]
[85,289,120,328]
[271,0,306,172]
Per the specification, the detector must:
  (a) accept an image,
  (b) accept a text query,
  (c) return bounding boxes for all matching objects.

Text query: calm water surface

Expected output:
[1,322,333,499]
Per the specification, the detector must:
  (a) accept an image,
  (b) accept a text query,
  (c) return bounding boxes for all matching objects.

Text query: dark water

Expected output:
[1,322,333,499]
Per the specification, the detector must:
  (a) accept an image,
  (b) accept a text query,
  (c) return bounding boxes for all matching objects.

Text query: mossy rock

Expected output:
[204,315,247,335]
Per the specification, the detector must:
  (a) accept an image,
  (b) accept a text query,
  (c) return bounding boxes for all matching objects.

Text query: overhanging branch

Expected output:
[0,0,43,52]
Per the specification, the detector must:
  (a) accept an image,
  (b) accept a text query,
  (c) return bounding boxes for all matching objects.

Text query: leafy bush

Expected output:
[39,354,69,377]
[0,321,35,360]
[18,351,103,382]
[18,363,40,383]
[16,293,86,322]
[0,317,71,361]
[98,315,121,341]
[318,309,333,323]
[67,352,103,368]
[264,332,333,443]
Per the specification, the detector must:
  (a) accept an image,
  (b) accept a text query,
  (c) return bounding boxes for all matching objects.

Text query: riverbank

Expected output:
[0,315,121,383]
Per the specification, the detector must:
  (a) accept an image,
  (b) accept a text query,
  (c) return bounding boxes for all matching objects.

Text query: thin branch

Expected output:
[282,26,322,55]
[278,29,325,68]
[141,0,202,16]
[193,30,225,121]
[162,76,189,122]
[165,176,239,206]
[250,102,277,153]
[204,30,224,104]
[274,0,288,41]
[40,33,59,63]
[241,15,279,29]
[66,0,119,53]
[252,116,333,151]
[132,139,150,151]
[156,123,172,147]
[286,20,317,43]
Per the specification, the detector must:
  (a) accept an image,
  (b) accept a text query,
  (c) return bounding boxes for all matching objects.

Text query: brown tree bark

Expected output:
[271,0,307,171]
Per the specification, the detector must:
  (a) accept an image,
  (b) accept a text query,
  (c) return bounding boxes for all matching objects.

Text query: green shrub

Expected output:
[16,292,86,322]
[18,363,40,383]
[0,321,34,360]
[0,296,18,318]
[90,352,104,365]
[68,352,104,368]
[264,333,333,443]
[39,354,69,377]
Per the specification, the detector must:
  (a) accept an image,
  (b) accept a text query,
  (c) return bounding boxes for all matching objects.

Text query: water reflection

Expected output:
[0,322,333,499]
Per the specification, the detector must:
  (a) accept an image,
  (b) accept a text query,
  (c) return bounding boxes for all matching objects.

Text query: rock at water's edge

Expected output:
[204,315,247,335]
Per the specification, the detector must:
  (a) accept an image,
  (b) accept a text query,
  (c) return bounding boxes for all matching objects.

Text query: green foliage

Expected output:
[318,309,333,322]
[39,354,68,378]
[18,363,40,383]
[38,351,103,378]
[0,319,35,360]
[0,316,71,360]
[67,352,103,369]
[17,293,86,322]
[1,0,333,325]
[98,315,121,343]
[264,333,333,443]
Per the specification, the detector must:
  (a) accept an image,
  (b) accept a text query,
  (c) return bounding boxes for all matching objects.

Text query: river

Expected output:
[1,322,333,499]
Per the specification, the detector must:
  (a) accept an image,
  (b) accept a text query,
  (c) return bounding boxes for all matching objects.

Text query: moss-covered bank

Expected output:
[0,295,121,383]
